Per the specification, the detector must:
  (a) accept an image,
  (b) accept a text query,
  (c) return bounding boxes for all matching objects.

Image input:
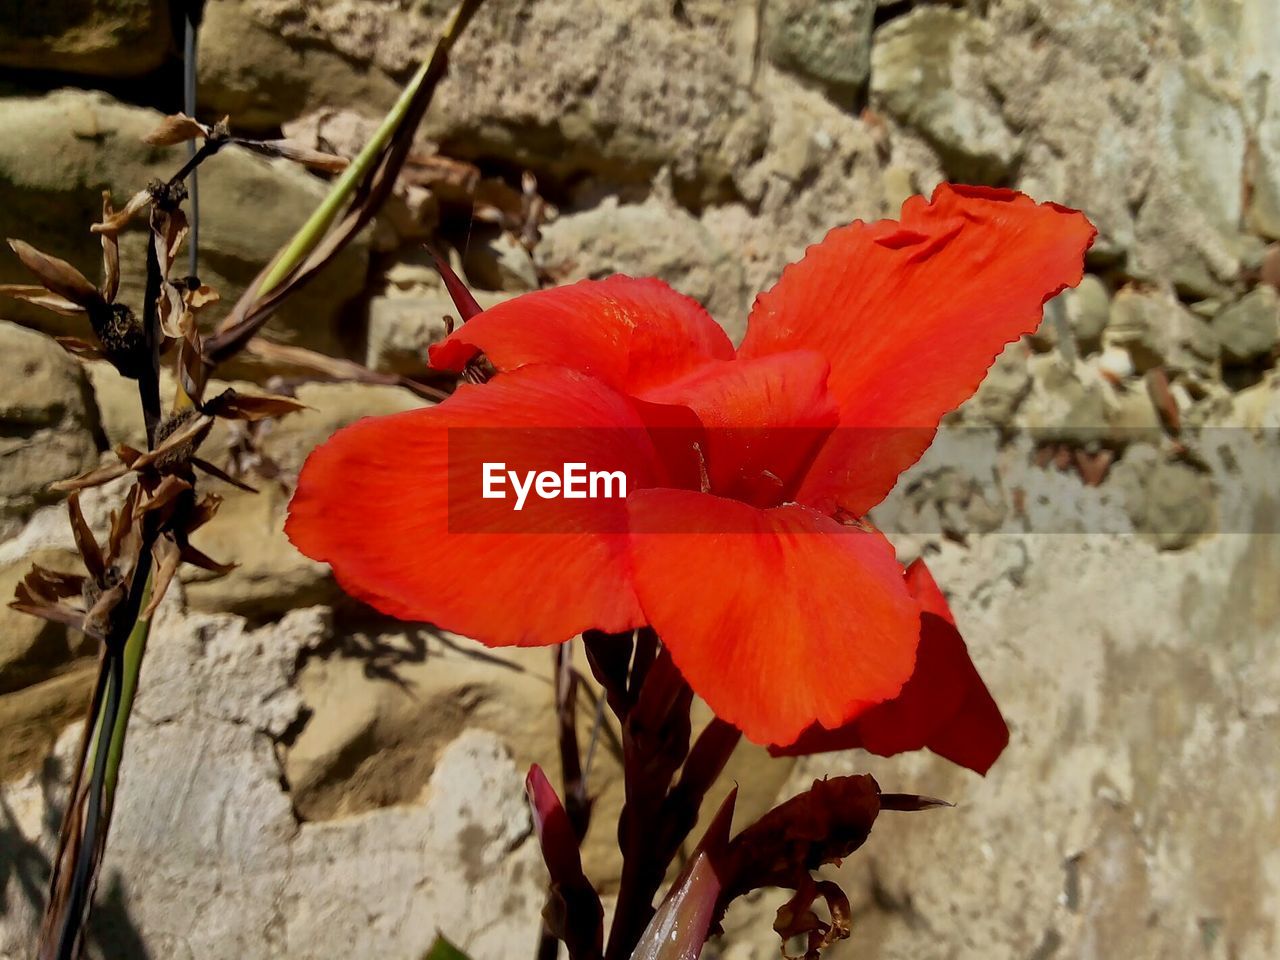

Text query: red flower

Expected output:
[286,184,1094,762]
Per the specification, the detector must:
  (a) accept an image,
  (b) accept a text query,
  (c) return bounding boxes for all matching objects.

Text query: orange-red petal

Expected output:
[772,559,1009,775]
[740,184,1096,516]
[287,365,662,646]
[637,350,839,507]
[626,490,919,746]
[428,275,734,393]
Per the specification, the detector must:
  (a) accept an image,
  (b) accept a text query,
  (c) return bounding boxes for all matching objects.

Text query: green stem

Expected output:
[104,576,153,799]
[255,59,431,297]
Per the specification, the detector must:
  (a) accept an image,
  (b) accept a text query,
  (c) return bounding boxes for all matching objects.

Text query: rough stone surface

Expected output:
[0,323,100,532]
[1213,285,1280,362]
[720,529,1280,960]
[0,0,170,77]
[870,8,1020,182]
[0,607,548,960]
[764,0,875,104]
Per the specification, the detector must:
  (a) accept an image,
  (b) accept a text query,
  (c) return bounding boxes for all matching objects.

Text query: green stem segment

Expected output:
[255,59,431,297]
[104,576,153,799]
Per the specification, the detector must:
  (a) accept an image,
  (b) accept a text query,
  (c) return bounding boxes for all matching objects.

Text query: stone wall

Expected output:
[2,1,1279,959]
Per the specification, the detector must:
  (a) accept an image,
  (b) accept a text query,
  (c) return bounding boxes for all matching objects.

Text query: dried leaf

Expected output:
[190,456,258,493]
[773,878,851,960]
[238,138,351,173]
[178,543,237,576]
[51,461,131,493]
[20,564,86,601]
[67,493,105,583]
[239,338,448,400]
[722,775,882,899]
[107,485,141,563]
[91,188,152,235]
[54,337,106,361]
[0,285,87,316]
[145,536,182,618]
[203,387,309,422]
[130,413,213,471]
[143,113,211,146]
[6,240,103,310]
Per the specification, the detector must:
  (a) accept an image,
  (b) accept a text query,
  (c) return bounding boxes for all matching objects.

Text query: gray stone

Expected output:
[0,89,370,366]
[1129,64,1247,298]
[0,607,548,959]
[1105,287,1219,375]
[462,231,539,293]
[736,526,1280,960]
[1020,354,1110,442]
[535,196,748,340]
[765,0,875,103]
[958,340,1032,427]
[365,291,508,377]
[198,0,769,197]
[1214,286,1280,363]
[196,0,405,132]
[1243,0,1280,239]
[1113,454,1216,550]
[0,0,170,77]
[0,323,100,528]
[870,8,1020,182]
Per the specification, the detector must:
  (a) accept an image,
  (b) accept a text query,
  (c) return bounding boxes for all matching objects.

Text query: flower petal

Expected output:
[739,184,1096,515]
[626,490,919,746]
[638,350,839,507]
[771,559,1009,774]
[287,366,662,646]
[429,276,734,393]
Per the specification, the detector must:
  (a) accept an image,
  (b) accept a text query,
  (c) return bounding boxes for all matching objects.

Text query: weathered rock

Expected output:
[199,0,768,198]
[0,323,100,530]
[1019,354,1110,442]
[536,196,748,340]
[0,0,170,77]
[1129,63,1247,298]
[196,0,404,131]
[365,289,507,376]
[0,663,94,783]
[733,526,1280,960]
[0,607,549,959]
[286,625,793,885]
[1230,369,1280,428]
[0,89,369,365]
[1111,450,1217,550]
[1213,286,1280,363]
[1242,0,1280,240]
[764,0,875,104]
[1105,286,1219,375]
[462,231,539,293]
[958,340,1032,427]
[870,8,1020,182]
